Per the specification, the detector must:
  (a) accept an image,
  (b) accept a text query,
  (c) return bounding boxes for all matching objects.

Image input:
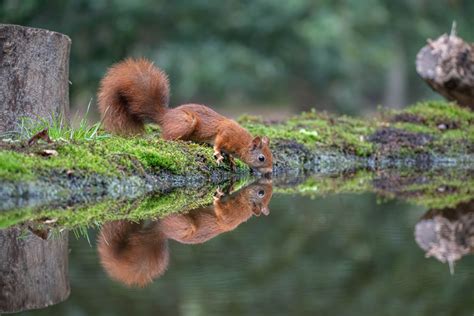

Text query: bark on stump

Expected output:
[0,24,71,313]
[416,29,474,109]
[0,24,71,133]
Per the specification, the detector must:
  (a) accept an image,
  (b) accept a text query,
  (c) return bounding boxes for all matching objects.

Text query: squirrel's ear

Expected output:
[262,136,270,146]
[251,136,262,149]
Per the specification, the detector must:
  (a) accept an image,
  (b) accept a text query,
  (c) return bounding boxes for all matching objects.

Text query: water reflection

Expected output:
[415,199,474,272]
[97,179,273,286]
[0,227,69,314]
[2,171,474,315]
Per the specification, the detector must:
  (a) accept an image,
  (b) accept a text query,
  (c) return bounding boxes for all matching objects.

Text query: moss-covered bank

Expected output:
[0,101,472,207]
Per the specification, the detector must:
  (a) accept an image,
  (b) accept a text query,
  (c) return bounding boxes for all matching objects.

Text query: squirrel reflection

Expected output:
[415,199,474,272]
[97,179,273,287]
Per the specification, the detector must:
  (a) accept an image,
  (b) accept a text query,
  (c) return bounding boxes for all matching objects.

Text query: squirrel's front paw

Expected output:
[213,151,224,165]
[213,187,225,201]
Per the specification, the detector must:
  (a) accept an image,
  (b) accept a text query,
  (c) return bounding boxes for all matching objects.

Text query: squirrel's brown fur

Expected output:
[97,58,272,174]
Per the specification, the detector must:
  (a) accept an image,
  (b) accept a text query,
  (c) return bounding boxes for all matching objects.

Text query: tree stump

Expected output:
[416,28,474,109]
[0,24,71,313]
[0,24,71,133]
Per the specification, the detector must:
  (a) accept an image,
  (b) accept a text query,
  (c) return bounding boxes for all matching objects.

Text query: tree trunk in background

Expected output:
[384,43,407,109]
[416,30,474,109]
[0,24,71,313]
[0,228,70,313]
[0,24,71,133]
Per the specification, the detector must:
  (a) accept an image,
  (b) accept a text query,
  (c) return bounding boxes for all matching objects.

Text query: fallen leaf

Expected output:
[40,149,58,157]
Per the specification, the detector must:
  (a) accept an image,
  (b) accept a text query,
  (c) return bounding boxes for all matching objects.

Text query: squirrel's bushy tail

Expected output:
[97,58,170,135]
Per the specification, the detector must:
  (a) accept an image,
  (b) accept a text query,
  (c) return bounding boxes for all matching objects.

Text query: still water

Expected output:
[1,176,473,316]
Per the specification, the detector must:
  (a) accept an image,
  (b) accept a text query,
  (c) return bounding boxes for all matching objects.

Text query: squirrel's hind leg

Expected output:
[213,134,225,165]
[161,110,198,140]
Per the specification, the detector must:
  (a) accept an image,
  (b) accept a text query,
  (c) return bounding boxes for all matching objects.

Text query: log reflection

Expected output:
[0,227,70,313]
[415,200,474,272]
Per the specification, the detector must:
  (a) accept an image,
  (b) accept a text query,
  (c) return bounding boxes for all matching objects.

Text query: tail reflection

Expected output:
[97,179,273,287]
[415,199,474,272]
[97,221,169,287]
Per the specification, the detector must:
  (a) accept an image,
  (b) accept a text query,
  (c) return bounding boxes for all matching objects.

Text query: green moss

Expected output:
[0,176,256,230]
[0,151,35,180]
[97,137,205,174]
[396,171,474,209]
[0,100,471,181]
[241,110,375,157]
[0,143,119,180]
[0,186,217,230]
[0,167,471,231]
[0,208,35,228]
[387,101,473,155]
[1,100,471,232]
[391,122,438,134]
[0,133,245,181]
[404,101,474,129]
[275,170,374,197]
[275,167,473,209]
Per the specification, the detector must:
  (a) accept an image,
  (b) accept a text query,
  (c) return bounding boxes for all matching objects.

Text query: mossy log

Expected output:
[0,101,472,209]
[416,28,474,109]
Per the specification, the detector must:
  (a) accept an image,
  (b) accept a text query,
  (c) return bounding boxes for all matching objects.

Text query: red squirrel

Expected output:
[97,179,272,287]
[97,58,273,174]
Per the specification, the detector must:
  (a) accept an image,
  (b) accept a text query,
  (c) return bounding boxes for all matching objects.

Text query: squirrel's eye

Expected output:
[258,154,265,162]
[258,190,265,197]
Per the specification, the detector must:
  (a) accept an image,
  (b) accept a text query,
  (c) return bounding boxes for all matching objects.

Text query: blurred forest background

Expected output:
[1,0,474,119]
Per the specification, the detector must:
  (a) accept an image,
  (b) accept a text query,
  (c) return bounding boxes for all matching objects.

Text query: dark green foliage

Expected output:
[2,1,473,115]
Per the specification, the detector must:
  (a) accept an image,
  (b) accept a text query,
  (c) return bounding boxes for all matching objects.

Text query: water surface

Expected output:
[1,174,473,316]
